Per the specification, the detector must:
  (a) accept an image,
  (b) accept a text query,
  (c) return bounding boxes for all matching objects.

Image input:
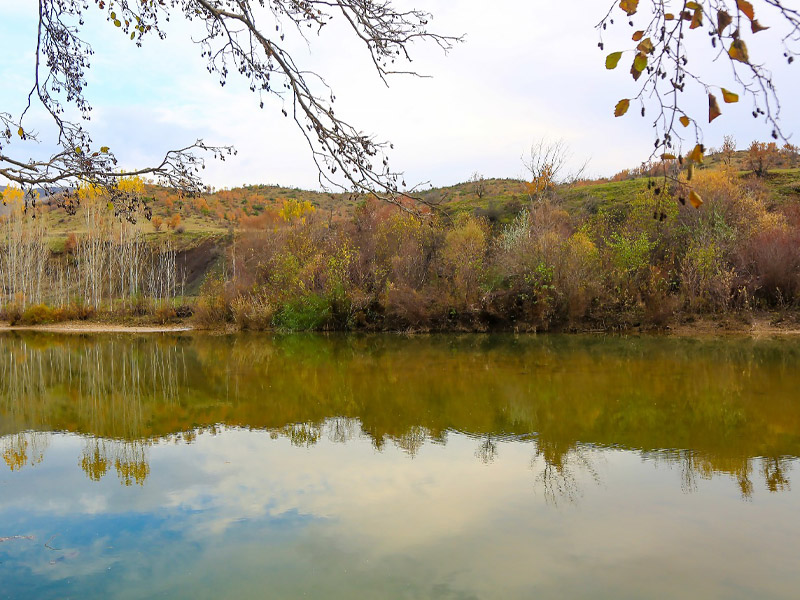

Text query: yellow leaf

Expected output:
[688,144,704,164]
[680,115,691,127]
[100,146,110,153]
[632,30,645,42]
[619,0,639,16]
[737,0,755,21]
[633,53,647,72]
[664,13,675,20]
[685,1,701,9]
[75,146,83,155]
[729,39,749,63]
[721,88,739,103]
[614,99,631,117]
[606,52,623,69]
[636,38,654,54]
[17,127,24,138]
[689,190,703,209]
[661,153,677,160]
[709,94,722,123]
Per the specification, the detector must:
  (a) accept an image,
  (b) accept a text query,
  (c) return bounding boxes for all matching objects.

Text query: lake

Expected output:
[1,332,799,599]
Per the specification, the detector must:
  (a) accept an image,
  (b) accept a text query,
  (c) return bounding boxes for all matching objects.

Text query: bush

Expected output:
[273,293,330,331]
[0,302,23,325]
[19,304,66,325]
[153,304,177,324]
[193,275,231,327]
[555,231,602,320]
[231,293,274,330]
[442,214,489,309]
[738,227,800,305]
[680,241,735,311]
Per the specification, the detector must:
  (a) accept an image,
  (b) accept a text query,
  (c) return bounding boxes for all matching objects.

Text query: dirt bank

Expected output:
[0,322,193,334]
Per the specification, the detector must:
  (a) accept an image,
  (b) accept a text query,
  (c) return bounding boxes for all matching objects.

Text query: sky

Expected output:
[1,0,798,191]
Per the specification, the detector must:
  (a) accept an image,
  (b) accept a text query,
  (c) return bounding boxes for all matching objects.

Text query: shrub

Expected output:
[19,304,66,325]
[64,232,78,254]
[193,275,230,327]
[680,241,735,311]
[555,231,602,320]
[153,304,177,324]
[0,302,23,325]
[231,293,274,330]
[738,227,800,305]
[273,293,330,331]
[442,214,489,309]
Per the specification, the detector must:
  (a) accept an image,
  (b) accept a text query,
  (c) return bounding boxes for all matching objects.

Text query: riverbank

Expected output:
[2,312,800,337]
[0,321,193,334]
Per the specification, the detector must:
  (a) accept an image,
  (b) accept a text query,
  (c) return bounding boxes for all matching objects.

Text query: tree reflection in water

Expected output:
[1,332,799,499]
[530,438,601,505]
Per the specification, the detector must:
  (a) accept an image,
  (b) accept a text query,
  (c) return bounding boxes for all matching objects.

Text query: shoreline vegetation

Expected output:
[1,147,799,336]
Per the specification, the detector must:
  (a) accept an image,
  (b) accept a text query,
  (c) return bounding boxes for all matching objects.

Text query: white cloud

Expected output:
[1,0,797,189]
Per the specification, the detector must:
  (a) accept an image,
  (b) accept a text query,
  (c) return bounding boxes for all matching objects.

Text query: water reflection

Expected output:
[1,332,799,501]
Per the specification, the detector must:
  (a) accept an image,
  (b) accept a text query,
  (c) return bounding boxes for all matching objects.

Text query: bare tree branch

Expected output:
[1,0,460,219]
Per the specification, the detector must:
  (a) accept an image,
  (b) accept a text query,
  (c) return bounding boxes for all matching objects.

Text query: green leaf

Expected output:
[633,53,648,72]
[606,52,623,69]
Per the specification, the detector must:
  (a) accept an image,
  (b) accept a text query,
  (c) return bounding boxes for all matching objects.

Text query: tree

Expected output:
[469,172,486,199]
[747,140,779,176]
[522,140,586,201]
[167,213,182,230]
[721,134,737,165]
[1,0,458,215]
[601,0,798,160]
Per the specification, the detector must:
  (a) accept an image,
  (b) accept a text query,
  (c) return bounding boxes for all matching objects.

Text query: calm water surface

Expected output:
[1,332,799,599]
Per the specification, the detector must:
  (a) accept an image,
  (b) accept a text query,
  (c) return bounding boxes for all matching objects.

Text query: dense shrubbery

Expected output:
[194,167,800,331]
[2,167,797,332]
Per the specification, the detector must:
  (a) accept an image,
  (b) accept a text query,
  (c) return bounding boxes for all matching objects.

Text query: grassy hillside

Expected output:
[16,154,800,254]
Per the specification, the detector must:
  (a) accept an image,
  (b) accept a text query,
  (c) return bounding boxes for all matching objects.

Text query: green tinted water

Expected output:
[1,332,799,598]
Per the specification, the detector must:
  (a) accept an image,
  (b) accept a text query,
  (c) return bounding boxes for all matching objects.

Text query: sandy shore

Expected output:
[0,322,193,334]
[665,315,800,337]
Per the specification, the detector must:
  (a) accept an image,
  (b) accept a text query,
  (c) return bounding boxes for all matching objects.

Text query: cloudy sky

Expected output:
[1,0,798,190]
